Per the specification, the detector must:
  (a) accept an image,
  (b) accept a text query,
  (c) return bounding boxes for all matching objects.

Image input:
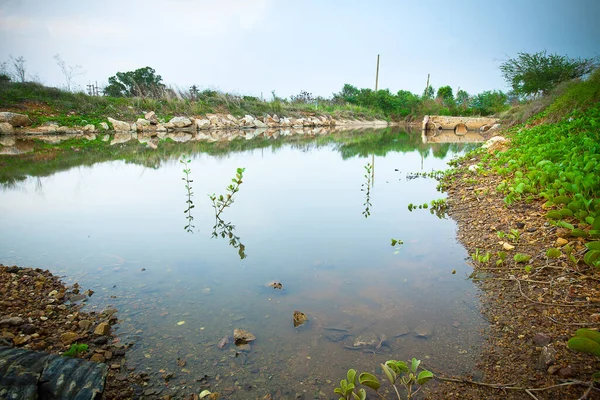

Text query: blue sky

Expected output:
[1,0,598,99]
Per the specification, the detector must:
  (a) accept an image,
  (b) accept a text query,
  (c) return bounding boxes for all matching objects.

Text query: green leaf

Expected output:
[416,370,434,385]
[381,363,397,384]
[593,217,600,230]
[514,253,531,263]
[568,336,600,356]
[571,229,589,238]
[334,388,344,395]
[545,210,563,220]
[358,372,380,390]
[590,230,600,239]
[575,329,600,344]
[584,250,600,267]
[553,195,571,205]
[351,388,366,400]
[559,208,574,217]
[410,358,421,374]
[347,369,357,385]
[545,248,561,259]
[586,241,600,251]
[557,221,575,230]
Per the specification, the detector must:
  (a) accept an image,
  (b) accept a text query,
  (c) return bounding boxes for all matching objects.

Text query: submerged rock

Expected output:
[233,328,255,344]
[414,322,434,339]
[217,336,230,349]
[293,311,308,327]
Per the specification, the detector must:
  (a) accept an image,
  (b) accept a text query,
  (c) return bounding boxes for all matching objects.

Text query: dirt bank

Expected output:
[429,141,600,399]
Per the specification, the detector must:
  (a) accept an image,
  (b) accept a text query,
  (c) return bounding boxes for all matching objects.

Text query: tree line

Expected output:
[1,51,597,118]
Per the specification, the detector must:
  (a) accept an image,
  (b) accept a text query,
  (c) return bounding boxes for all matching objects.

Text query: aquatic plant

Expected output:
[361,162,373,218]
[180,155,195,233]
[212,217,247,259]
[335,358,434,400]
[209,167,245,219]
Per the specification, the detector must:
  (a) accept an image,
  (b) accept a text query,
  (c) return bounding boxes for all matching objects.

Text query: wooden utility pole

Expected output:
[375,54,380,91]
[424,73,430,98]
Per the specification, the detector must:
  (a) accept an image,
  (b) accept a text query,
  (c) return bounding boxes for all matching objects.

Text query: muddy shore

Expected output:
[430,134,600,399]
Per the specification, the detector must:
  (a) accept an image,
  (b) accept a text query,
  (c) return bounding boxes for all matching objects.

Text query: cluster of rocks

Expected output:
[0,111,32,134]
[107,111,387,133]
[0,264,136,399]
[0,111,388,137]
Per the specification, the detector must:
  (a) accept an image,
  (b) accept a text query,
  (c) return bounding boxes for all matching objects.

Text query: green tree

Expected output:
[422,85,434,99]
[333,84,360,104]
[104,66,165,97]
[469,90,508,116]
[456,90,469,108]
[396,90,420,117]
[436,85,455,108]
[500,51,597,97]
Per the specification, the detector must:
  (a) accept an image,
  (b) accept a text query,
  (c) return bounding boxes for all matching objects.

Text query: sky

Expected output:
[1,0,599,99]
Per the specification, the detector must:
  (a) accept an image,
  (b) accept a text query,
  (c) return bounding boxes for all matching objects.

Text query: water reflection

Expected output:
[180,156,195,233]
[0,127,486,399]
[212,216,247,259]
[361,162,373,218]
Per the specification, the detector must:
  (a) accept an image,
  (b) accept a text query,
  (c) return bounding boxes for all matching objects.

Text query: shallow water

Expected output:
[0,128,485,398]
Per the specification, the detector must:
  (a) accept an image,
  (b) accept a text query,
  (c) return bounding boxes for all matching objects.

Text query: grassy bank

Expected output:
[427,57,600,399]
[0,81,387,128]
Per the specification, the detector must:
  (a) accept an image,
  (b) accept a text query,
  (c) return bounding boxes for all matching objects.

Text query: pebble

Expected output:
[94,322,110,335]
[533,333,551,347]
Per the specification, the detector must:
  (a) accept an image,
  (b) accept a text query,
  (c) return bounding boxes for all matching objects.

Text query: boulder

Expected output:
[136,118,150,130]
[82,124,96,132]
[240,115,256,127]
[168,116,192,128]
[0,122,14,134]
[483,136,509,153]
[94,322,110,336]
[107,117,131,131]
[207,115,222,128]
[145,111,159,125]
[233,328,255,344]
[195,118,211,130]
[0,112,32,127]
[254,119,267,128]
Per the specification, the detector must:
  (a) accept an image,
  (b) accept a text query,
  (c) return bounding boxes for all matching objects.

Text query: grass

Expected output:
[0,82,386,128]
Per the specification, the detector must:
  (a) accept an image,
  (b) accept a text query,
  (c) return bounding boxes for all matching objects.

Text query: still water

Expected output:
[0,128,485,398]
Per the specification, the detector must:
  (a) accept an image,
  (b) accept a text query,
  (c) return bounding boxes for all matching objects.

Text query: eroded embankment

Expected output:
[430,138,600,399]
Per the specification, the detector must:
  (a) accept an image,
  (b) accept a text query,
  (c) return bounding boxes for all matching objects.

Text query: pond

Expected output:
[0,127,486,399]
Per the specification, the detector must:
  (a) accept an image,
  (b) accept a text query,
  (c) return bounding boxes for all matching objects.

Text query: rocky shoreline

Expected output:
[0,264,144,399]
[430,136,600,399]
[0,110,390,136]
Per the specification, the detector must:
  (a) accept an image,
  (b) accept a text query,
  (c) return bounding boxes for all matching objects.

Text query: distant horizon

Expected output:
[1,0,599,99]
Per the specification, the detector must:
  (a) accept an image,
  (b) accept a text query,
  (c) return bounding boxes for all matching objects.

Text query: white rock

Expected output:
[107,117,131,131]
[195,119,211,130]
[482,136,508,149]
[0,112,31,127]
[0,122,14,134]
[168,116,193,128]
[145,111,159,125]
[100,122,109,130]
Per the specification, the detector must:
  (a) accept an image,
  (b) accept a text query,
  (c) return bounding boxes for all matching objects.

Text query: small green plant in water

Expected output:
[62,343,88,357]
[209,167,245,220]
[335,358,434,400]
[361,163,373,218]
[180,155,195,233]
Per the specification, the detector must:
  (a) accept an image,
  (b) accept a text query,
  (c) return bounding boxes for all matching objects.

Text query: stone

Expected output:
[0,112,32,127]
[558,366,574,378]
[136,118,150,129]
[240,115,256,127]
[107,117,131,131]
[547,365,561,375]
[556,238,569,246]
[13,335,31,345]
[94,322,110,335]
[414,322,434,338]
[82,124,96,132]
[79,319,93,330]
[536,345,556,370]
[0,122,14,134]
[468,164,480,172]
[292,311,308,327]
[145,111,159,125]
[61,331,79,345]
[195,118,211,130]
[91,336,109,345]
[168,116,193,128]
[254,119,267,128]
[20,324,37,335]
[0,317,24,326]
[0,135,15,146]
[533,333,551,347]
[233,328,255,344]
[483,136,509,153]
[100,122,109,130]
[90,353,105,363]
